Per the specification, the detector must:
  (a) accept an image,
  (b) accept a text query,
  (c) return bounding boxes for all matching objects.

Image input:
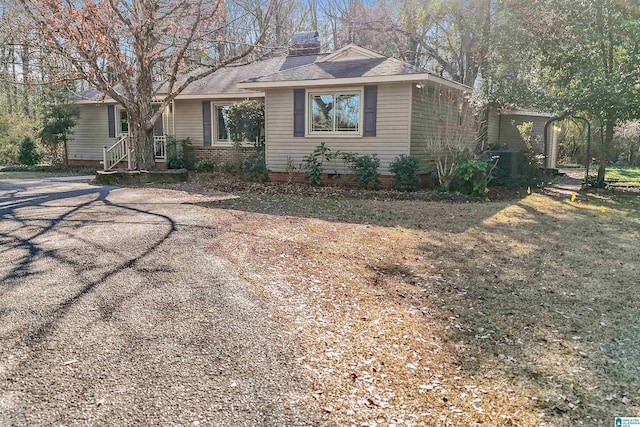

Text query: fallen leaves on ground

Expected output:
[194,181,640,426]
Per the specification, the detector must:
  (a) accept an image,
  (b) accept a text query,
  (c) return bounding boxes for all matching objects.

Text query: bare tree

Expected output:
[20,0,275,170]
[421,85,478,190]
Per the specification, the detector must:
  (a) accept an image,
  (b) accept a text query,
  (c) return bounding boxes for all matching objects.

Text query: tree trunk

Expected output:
[21,43,30,116]
[7,45,14,113]
[308,0,318,31]
[11,45,17,113]
[129,112,156,170]
[596,120,614,188]
[477,104,490,152]
[63,140,69,166]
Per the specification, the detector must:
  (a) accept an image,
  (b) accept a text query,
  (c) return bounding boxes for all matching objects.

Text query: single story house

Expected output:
[69,32,558,183]
[70,33,472,183]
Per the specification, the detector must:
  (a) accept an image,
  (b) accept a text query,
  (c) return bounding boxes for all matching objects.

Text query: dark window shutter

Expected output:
[293,89,305,137]
[107,105,116,138]
[363,85,377,137]
[202,101,211,146]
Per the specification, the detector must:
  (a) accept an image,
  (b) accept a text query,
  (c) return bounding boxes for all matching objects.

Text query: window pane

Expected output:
[217,105,229,141]
[311,94,334,132]
[335,94,359,132]
[120,110,129,133]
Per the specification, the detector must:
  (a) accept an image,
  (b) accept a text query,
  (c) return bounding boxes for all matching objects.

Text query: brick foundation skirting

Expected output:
[185,146,253,167]
[68,159,167,170]
[269,172,395,189]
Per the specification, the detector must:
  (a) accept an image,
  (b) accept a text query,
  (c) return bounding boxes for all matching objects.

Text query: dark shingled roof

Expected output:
[74,53,325,101]
[73,88,106,101]
[243,57,425,83]
[178,54,324,95]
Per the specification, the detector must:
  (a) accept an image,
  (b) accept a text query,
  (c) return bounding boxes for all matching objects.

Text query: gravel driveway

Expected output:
[0,178,323,426]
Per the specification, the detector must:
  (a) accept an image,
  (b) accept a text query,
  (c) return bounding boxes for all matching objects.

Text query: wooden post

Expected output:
[103,146,107,171]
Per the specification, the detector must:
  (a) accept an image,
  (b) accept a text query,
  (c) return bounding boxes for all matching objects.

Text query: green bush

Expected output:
[39,102,79,164]
[225,100,265,144]
[516,121,543,176]
[454,157,495,196]
[218,160,239,173]
[302,143,333,186]
[165,136,190,169]
[0,112,39,165]
[302,155,323,186]
[389,155,421,191]
[18,138,41,166]
[352,154,380,189]
[166,155,185,169]
[195,158,216,172]
[242,150,268,182]
[0,144,19,166]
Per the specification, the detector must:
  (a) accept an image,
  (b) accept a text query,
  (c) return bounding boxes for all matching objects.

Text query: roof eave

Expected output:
[501,109,554,118]
[237,73,471,91]
[174,92,264,100]
[73,91,265,105]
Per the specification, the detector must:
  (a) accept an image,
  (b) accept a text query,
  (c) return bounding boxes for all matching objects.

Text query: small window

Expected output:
[119,109,129,134]
[215,104,230,143]
[308,90,361,135]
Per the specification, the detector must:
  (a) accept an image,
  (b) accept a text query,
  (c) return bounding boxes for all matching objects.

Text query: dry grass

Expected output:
[197,189,639,426]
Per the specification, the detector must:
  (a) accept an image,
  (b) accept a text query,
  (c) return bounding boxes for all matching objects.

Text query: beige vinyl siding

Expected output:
[265,82,411,174]
[487,110,500,147]
[173,99,204,146]
[409,83,474,173]
[70,102,176,161]
[497,114,545,151]
[172,98,264,147]
[68,104,116,161]
[496,114,557,168]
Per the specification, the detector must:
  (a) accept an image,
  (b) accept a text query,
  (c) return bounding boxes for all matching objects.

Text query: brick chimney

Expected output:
[288,31,321,56]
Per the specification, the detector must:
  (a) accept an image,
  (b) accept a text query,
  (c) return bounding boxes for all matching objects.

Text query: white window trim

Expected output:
[305,87,364,138]
[116,104,165,137]
[213,102,232,145]
[211,101,258,146]
[115,106,129,136]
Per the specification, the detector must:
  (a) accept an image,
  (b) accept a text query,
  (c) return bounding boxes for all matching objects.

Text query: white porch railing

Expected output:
[103,134,130,171]
[102,135,166,171]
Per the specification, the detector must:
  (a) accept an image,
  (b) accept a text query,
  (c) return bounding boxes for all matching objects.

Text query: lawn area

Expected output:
[559,165,640,188]
[607,167,640,187]
[198,189,639,426]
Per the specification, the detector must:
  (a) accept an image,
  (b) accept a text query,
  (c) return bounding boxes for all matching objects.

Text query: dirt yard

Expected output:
[197,185,639,426]
[2,174,638,426]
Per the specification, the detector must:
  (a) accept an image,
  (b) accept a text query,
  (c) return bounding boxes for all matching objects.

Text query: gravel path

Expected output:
[0,178,323,426]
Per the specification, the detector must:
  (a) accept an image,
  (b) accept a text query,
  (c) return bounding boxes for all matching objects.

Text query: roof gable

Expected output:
[318,44,385,62]
[241,56,425,85]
